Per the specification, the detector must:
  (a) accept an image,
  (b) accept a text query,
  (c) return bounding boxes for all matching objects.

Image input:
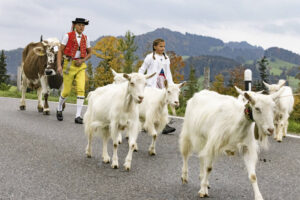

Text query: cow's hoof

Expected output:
[20,105,26,110]
[38,107,43,112]
[43,110,50,115]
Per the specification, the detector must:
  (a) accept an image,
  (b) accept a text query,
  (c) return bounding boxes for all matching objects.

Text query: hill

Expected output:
[3,28,300,87]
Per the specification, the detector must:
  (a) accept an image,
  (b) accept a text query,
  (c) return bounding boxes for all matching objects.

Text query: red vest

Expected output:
[63,31,87,58]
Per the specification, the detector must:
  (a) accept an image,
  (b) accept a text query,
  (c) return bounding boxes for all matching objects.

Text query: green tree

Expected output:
[119,31,138,73]
[257,56,270,90]
[211,73,226,94]
[0,50,9,84]
[167,51,185,83]
[93,36,123,87]
[185,65,198,100]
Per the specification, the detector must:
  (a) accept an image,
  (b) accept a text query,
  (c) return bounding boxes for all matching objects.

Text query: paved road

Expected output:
[0,97,299,200]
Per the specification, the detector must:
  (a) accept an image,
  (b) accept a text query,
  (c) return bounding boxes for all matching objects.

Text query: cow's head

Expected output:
[166,82,186,107]
[123,72,156,104]
[33,38,60,76]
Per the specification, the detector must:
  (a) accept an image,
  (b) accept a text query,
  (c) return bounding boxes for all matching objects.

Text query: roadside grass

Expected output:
[0,87,85,104]
[288,120,300,135]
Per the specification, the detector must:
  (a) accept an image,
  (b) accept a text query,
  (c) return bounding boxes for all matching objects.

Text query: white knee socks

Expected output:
[76,96,85,118]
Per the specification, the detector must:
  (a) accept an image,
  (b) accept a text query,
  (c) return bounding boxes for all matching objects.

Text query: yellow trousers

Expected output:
[61,59,87,98]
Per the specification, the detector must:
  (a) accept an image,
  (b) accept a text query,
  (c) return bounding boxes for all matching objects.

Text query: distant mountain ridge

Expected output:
[3,28,300,80]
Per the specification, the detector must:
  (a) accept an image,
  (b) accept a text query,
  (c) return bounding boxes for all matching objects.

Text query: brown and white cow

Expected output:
[20,38,63,115]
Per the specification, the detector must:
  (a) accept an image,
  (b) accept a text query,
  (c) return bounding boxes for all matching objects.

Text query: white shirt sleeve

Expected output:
[165,57,174,84]
[86,36,91,48]
[138,54,152,74]
[61,34,69,45]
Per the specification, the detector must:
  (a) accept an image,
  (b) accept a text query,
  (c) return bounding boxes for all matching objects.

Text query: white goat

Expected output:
[139,80,185,155]
[179,87,283,200]
[111,69,185,153]
[264,80,294,142]
[84,72,155,170]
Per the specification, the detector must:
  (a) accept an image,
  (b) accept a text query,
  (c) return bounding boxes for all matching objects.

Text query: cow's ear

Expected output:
[33,47,46,56]
[41,40,48,46]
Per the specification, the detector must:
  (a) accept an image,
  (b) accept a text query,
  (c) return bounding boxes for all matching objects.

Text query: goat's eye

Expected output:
[255,107,261,112]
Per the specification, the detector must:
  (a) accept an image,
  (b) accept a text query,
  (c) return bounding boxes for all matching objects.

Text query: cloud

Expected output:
[0,0,300,54]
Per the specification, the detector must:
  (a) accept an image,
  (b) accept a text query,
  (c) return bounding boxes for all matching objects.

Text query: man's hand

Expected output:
[57,65,63,75]
[75,59,84,66]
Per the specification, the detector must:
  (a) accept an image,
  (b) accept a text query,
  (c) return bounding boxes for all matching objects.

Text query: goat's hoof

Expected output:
[149,151,156,156]
[86,154,91,158]
[43,110,50,115]
[111,163,119,169]
[181,177,188,184]
[37,107,43,112]
[199,192,208,198]
[118,140,122,144]
[277,140,282,143]
[124,164,131,171]
[20,105,26,110]
[103,157,110,163]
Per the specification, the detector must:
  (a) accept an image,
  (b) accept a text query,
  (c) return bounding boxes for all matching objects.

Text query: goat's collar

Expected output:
[244,102,254,122]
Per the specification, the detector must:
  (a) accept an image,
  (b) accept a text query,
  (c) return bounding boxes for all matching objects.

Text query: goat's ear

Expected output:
[123,73,131,81]
[234,86,244,96]
[257,90,264,94]
[244,92,255,105]
[164,80,168,89]
[278,80,286,88]
[263,81,270,89]
[33,47,46,56]
[111,68,117,77]
[146,72,156,79]
[271,87,284,100]
[179,81,186,88]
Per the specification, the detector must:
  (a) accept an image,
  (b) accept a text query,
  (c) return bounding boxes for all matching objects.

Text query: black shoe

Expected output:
[162,124,176,134]
[56,110,63,121]
[75,116,83,124]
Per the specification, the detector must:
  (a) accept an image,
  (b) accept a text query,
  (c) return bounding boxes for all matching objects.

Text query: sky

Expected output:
[1,0,300,54]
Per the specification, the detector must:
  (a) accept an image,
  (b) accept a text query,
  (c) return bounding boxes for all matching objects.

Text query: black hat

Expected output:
[72,18,89,25]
